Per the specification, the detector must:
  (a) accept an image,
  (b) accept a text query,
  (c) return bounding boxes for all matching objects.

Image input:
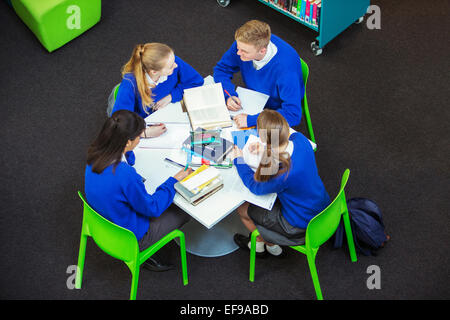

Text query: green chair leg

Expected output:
[129,265,140,301]
[75,233,87,289]
[249,230,259,282]
[177,231,189,286]
[306,251,323,300]
[342,209,357,262]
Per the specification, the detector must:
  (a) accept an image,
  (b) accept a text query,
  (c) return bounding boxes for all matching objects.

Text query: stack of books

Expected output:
[261,0,321,28]
[174,165,224,206]
[182,128,234,166]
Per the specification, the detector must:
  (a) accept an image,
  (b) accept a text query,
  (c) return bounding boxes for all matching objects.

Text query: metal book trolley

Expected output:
[216,0,370,56]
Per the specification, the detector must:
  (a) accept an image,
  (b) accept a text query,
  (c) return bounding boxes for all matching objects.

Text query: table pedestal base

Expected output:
[177,211,249,257]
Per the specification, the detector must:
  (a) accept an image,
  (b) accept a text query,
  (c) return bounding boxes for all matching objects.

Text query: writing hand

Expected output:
[142,123,167,138]
[173,168,193,181]
[226,96,242,111]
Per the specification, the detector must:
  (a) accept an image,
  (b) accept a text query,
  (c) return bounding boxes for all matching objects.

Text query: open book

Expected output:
[183,83,233,130]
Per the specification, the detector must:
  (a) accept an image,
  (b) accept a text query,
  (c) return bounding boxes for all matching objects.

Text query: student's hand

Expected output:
[249,142,264,155]
[226,96,242,111]
[141,123,167,138]
[233,113,248,128]
[154,94,172,110]
[173,168,193,181]
[230,145,243,160]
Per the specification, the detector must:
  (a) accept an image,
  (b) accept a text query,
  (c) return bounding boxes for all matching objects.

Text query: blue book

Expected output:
[231,129,259,149]
[300,0,306,21]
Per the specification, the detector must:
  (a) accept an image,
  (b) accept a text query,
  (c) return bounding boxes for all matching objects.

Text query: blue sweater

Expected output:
[234,132,330,229]
[112,56,204,118]
[213,35,304,127]
[84,156,177,241]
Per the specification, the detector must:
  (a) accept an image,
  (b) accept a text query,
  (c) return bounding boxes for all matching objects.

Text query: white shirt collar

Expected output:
[253,41,278,70]
[145,73,168,86]
[285,141,294,156]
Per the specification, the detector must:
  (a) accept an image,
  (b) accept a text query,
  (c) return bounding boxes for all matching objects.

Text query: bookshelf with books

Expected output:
[218,0,370,56]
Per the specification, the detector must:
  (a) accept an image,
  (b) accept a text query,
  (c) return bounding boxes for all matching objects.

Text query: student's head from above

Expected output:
[254,110,291,182]
[122,43,178,112]
[234,20,271,62]
[87,110,146,174]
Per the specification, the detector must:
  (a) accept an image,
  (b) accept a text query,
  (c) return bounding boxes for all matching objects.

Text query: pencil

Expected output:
[224,90,241,107]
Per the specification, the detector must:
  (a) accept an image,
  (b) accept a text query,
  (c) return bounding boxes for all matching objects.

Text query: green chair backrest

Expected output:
[114,84,120,100]
[305,169,350,249]
[78,191,139,263]
[301,58,309,91]
[299,58,316,145]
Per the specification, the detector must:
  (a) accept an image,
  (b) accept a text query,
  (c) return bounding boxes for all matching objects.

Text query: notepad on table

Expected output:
[229,87,269,118]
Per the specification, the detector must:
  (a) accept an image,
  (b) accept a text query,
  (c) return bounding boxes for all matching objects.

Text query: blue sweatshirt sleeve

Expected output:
[234,157,287,195]
[246,71,304,128]
[112,77,138,115]
[170,57,204,102]
[122,168,178,218]
[213,41,241,99]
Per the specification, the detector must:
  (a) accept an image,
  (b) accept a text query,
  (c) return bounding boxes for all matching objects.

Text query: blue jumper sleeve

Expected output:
[170,57,204,102]
[112,77,138,115]
[122,169,178,218]
[246,71,304,128]
[213,41,241,99]
[234,157,287,195]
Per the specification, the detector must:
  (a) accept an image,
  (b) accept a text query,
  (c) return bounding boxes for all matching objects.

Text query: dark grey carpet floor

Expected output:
[0,0,449,300]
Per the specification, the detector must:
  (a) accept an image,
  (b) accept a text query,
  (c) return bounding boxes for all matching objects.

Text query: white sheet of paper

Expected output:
[145,101,189,124]
[229,87,269,117]
[242,134,263,172]
[138,123,191,149]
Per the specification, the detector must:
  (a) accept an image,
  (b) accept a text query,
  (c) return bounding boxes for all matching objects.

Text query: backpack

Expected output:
[334,198,390,256]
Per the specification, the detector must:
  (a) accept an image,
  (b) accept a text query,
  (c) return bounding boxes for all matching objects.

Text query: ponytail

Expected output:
[254,110,291,182]
[121,43,174,114]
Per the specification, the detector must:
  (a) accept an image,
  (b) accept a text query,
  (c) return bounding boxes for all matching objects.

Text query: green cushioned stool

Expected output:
[11,0,101,52]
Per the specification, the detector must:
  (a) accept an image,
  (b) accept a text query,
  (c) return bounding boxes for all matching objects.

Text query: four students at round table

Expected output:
[86,19,327,269]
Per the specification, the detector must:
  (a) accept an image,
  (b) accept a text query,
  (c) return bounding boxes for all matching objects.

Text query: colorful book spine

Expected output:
[305,0,310,24]
[312,1,317,26]
[300,0,306,21]
[316,1,321,27]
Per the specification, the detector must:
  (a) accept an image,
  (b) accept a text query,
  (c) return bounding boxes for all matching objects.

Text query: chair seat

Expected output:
[12,0,101,52]
[255,224,305,246]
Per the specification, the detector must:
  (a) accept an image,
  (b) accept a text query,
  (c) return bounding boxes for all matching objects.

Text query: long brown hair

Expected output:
[254,110,291,182]
[87,110,146,174]
[121,43,173,114]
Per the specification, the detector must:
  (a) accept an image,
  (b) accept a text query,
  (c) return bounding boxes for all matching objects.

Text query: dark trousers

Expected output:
[138,204,191,251]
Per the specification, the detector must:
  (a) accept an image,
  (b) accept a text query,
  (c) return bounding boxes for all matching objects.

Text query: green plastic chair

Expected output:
[300,58,316,151]
[11,0,101,52]
[249,169,357,300]
[75,191,188,300]
[113,84,120,100]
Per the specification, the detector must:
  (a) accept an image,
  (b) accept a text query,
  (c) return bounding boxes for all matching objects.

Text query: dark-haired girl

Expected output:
[84,110,192,271]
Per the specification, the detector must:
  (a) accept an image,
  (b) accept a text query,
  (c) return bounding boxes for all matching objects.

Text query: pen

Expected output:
[224,90,241,107]
[164,158,185,168]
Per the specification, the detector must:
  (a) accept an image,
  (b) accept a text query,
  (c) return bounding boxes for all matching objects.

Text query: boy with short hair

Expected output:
[213,20,305,128]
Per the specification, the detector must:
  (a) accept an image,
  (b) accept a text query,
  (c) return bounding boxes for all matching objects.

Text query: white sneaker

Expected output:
[248,240,265,253]
[266,244,283,256]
